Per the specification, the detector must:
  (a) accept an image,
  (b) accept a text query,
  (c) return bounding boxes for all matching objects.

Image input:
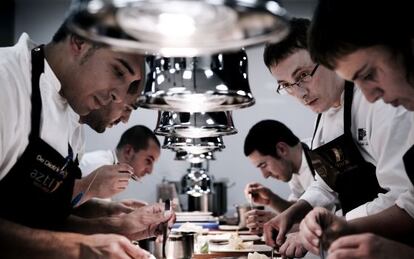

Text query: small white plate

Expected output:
[208,233,261,242]
[209,244,273,253]
[218,225,242,231]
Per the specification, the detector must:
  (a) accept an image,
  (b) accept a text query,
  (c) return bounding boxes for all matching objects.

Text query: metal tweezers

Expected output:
[162,199,171,259]
[317,215,327,259]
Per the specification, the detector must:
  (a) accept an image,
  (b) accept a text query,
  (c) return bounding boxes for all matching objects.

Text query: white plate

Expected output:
[208,233,261,242]
[209,244,273,253]
[218,225,242,231]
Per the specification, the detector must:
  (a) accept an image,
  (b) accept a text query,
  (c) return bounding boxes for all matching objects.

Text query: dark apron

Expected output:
[306,82,387,214]
[0,46,81,229]
[403,145,414,185]
[301,142,316,178]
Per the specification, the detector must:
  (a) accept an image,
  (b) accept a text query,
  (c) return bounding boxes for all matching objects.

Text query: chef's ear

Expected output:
[68,34,88,56]
[275,142,289,158]
[122,144,135,161]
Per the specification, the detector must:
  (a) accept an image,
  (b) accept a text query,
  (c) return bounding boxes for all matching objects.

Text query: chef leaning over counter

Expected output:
[261,17,414,258]
[298,0,414,258]
[0,15,174,258]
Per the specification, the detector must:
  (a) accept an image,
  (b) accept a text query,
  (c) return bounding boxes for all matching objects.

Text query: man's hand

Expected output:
[78,164,135,202]
[278,232,307,258]
[328,233,414,259]
[263,211,293,247]
[244,182,274,206]
[80,233,152,259]
[246,209,276,235]
[299,207,348,255]
[115,202,176,240]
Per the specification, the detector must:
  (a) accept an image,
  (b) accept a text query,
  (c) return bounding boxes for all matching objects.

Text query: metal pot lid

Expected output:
[67,0,290,57]
[138,50,255,112]
[163,136,224,154]
[155,111,237,138]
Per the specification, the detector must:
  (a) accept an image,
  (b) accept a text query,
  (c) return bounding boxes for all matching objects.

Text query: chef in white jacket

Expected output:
[0,16,171,258]
[76,125,161,204]
[260,18,414,257]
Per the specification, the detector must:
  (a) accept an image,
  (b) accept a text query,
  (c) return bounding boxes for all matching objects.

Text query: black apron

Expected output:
[403,145,414,185]
[0,46,81,229]
[306,82,387,214]
[301,142,316,178]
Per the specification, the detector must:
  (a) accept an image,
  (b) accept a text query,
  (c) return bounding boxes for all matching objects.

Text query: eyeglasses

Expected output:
[276,64,319,94]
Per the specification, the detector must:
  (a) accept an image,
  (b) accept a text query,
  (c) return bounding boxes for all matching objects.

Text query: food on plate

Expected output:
[177,222,203,233]
[247,252,269,259]
[228,233,254,250]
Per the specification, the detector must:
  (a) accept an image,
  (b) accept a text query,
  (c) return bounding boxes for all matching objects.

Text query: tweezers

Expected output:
[162,199,171,258]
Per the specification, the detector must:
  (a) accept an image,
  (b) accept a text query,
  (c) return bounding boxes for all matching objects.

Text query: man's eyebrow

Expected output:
[116,58,135,75]
[352,64,368,81]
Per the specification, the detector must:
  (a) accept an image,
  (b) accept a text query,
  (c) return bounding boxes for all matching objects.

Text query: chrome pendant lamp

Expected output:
[155,111,237,138]
[163,136,224,154]
[181,162,212,197]
[67,0,290,57]
[138,50,255,112]
[175,150,216,163]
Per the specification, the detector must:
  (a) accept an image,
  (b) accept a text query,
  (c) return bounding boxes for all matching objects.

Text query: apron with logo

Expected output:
[307,82,387,214]
[0,46,81,229]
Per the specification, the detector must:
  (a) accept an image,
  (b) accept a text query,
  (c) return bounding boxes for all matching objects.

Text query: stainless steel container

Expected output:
[162,232,195,259]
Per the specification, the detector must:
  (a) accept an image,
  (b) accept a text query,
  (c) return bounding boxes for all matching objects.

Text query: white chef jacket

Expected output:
[300,87,414,220]
[80,149,118,176]
[0,33,85,181]
[395,114,414,218]
[288,140,316,202]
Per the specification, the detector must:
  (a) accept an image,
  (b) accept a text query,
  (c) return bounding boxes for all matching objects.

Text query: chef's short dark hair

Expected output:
[116,125,160,152]
[263,18,310,69]
[244,120,299,158]
[309,0,414,77]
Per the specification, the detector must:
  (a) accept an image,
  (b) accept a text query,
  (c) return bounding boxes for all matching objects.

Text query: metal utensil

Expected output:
[162,199,171,258]
[317,215,327,259]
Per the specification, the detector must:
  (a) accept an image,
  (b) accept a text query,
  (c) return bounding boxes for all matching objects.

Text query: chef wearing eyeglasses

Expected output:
[260,18,414,258]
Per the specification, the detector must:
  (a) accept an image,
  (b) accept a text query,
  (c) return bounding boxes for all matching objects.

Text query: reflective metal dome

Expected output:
[175,151,216,163]
[67,0,290,57]
[155,111,237,138]
[163,136,224,154]
[138,50,255,112]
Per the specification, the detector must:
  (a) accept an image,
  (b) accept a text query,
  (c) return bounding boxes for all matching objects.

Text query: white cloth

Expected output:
[300,87,414,220]
[0,33,85,181]
[80,149,118,176]
[288,140,315,202]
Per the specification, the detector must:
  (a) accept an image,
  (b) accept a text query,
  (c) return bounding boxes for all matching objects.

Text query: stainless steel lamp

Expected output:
[139,50,255,111]
[175,150,216,163]
[163,136,224,154]
[67,0,290,57]
[181,162,212,197]
[155,111,237,138]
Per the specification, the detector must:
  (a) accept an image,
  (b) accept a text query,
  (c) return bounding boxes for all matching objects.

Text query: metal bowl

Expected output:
[155,111,237,138]
[67,0,290,57]
[139,50,254,112]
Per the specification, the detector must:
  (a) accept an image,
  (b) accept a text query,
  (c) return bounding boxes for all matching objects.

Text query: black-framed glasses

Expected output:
[276,64,319,94]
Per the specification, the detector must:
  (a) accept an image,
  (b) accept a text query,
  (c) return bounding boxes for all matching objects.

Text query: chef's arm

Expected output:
[348,205,414,243]
[268,192,295,213]
[72,198,133,218]
[0,217,81,258]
